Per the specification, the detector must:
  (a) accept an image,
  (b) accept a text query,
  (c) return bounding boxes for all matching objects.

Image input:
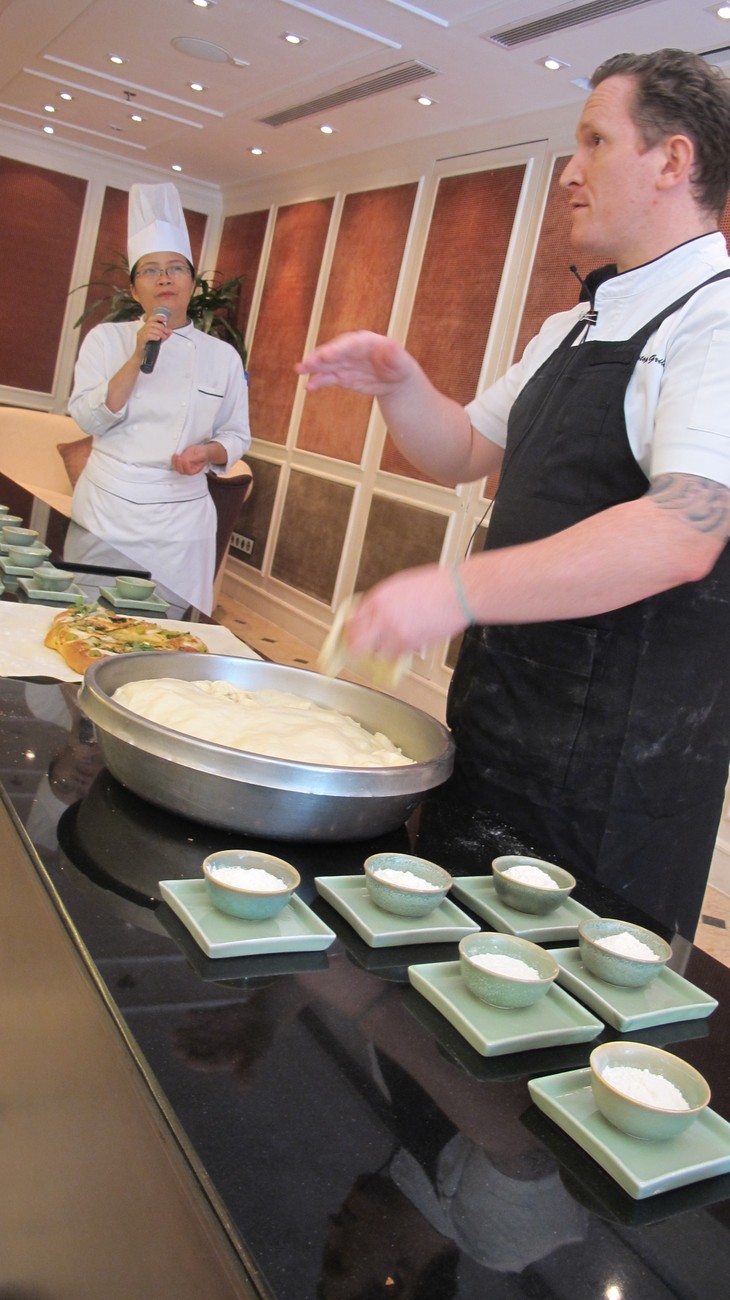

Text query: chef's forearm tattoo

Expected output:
[647,474,730,537]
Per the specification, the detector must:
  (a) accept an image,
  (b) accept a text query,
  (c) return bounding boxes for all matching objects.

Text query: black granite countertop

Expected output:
[1,670,729,1300]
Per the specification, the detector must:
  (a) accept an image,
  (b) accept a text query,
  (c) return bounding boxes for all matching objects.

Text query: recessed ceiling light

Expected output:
[130,114,144,123]
[43,125,54,134]
[189,82,206,92]
[416,95,435,106]
[319,124,335,134]
[717,4,730,17]
[282,32,307,45]
[59,91,73,101]
[249,146,264,155]
[172,163,182,172]
[44,104,56,113]
[109,54,126,65]
[542,56,568,71]
[192,0,216,8]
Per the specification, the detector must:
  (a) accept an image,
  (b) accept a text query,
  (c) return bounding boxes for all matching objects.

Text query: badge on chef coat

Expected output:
[127,182,192,267]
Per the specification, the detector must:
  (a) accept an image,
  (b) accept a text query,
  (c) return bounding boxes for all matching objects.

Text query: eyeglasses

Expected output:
[134,262,191,281]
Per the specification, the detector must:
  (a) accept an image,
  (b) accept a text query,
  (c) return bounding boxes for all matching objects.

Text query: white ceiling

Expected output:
[1,0,729,190]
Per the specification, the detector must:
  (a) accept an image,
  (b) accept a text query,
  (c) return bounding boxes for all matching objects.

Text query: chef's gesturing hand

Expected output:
[296,331,415,396]
[346,564,470,659]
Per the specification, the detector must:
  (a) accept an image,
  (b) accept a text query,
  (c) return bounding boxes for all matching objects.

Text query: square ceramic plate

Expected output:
[17,576,85,603]
[528,1068,730,1199]
[408,960,603,1056]
[451,875,597,941]
[315,875,479,948]
[160,878,336,958]
[0,556,50,577]
[99,585,170,612]
[553,946,718,1032]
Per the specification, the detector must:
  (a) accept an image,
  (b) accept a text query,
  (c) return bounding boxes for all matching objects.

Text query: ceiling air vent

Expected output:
[485,0,660,49]
[259,60,438,127]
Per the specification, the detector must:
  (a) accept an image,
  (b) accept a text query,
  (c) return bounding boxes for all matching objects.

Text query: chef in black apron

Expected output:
[298,49,730,939]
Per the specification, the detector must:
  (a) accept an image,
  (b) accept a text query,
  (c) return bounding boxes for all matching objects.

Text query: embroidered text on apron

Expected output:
[446,272,730,937]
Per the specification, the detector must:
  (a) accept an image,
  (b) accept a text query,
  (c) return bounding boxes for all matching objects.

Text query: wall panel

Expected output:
[216,209,269,340]
[0,157,87,392]
[512,155,578,362]
[381,165,525,481]
[248,199,334,446]
[356,495,448,592]
[297,183,418,463]
[272,470,353,603]
[228,454,281,573]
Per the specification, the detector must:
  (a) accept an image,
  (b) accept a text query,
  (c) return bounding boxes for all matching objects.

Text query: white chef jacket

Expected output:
[467,232,730,489]
[68,320,250,613]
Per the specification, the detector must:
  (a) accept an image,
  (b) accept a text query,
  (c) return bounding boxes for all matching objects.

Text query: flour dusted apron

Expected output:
[69,446,216,614]
[447,273,730,937]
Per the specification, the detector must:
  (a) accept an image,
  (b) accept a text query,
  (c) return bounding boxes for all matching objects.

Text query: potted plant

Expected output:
[72,254,247,366]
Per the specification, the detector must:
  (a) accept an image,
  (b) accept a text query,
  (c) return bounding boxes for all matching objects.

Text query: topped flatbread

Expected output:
[44,603,207,674]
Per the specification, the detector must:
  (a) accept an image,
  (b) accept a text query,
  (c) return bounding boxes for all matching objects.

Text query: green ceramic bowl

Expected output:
[458,932,559,1008]
[1,525,38,547]
[364,852,452,917]
[33,566,74,591]
[203,849,300,920]
[0,504,10,513]
[114,575,157,601]
[590,1041,710,1141]
[579,918,671,987]
[1,516,25,533]
[491,854,576,914]
[7,543,51,568]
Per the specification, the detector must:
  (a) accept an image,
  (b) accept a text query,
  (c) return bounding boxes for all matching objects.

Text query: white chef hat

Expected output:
[127,182,192,268]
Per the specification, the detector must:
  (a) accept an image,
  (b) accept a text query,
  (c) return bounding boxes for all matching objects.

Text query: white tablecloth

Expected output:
[0,601,260,681]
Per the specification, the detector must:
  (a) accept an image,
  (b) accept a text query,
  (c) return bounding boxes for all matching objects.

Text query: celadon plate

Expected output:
[451,875,597,941]
[99,585,170,613]
[528,1067,730,1199]
[315,875,479,948]
[160,878,336,958]
[407,960,603,1056]
[553,945,718,1032]
[18,577,85,604]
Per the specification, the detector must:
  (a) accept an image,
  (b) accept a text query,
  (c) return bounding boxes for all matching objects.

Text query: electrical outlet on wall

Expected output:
[231,532,255,555]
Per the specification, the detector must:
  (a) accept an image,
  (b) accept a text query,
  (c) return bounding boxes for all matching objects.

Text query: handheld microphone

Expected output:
[140,306,171,374]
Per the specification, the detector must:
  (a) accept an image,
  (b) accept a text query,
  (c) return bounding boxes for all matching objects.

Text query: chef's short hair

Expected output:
[592,48,730,218]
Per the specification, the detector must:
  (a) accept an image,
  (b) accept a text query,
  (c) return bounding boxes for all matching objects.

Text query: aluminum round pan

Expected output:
[78,652,455,841]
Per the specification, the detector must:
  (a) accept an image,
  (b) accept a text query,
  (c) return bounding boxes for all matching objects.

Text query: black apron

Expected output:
[446,273,730,938]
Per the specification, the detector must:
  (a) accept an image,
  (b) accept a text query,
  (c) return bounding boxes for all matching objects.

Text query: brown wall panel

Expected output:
[297,183,418,463]
[512,155,581,362]
[0,157,87,392]
[355,494,448,592]
[381,165,525,481]
[216,209,269,339]
[248,198,334,446]
[272,470,353,603]
[78,187,207,343]
[228,454,280,572]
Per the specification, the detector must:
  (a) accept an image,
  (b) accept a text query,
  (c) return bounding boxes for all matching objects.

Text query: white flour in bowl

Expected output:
[372,867,441,891]
[596,931,660,960]
[601,1065,689,1109]
[210,865,288,892]
[503,864,559,889]
[470,953,541,980]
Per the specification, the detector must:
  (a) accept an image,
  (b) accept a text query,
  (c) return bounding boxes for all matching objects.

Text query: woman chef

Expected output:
[67,182,250,614]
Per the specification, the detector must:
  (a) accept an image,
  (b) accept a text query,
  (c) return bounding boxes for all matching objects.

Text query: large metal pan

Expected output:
[78,653,454,841]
